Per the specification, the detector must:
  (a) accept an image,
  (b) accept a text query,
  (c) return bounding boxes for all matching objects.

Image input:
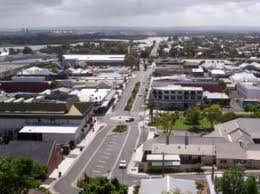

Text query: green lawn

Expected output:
[174,116,211,130]
[112,125,128,133]
[152,114,212,133]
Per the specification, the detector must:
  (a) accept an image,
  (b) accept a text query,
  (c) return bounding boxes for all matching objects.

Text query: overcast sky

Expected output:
[1,0,260,28]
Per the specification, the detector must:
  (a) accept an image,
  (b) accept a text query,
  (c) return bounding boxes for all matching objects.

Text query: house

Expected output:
[0,140,63,174]
[143,136,226,166]
[140,176,198,194]
[211,118,260,144]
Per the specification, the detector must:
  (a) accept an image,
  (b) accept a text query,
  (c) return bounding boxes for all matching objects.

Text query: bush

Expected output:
[191,163,204,173]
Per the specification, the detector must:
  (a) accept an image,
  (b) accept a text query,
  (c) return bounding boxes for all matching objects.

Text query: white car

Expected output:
[119,160,127,169]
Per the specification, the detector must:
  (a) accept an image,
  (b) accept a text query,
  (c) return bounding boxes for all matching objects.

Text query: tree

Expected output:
[185,107,201,126]
[22,46,33,54]
[125,52,139,71]
[78,176,127,194]
[0,156,47,194]
[159,113,179,144]
[242,176,258,194]
[203,104,222,128]
[146,98,156,123]
[216,166,258,194]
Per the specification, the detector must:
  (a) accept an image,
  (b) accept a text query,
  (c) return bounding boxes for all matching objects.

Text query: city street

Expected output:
[52,63,151,194]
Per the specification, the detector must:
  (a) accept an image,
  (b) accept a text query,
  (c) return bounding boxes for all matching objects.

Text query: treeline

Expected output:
[0,33,147,46]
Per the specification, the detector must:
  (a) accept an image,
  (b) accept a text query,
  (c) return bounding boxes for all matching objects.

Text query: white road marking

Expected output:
[98,160,106,163]
[108,126,131,179]
[92,170,101,173]
[101,156,109,159]
[96,165,104,168]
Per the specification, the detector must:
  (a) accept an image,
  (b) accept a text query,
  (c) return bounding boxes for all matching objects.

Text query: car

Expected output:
[138,94,143,97]
[119,160,127,169]
[125,117,134,122]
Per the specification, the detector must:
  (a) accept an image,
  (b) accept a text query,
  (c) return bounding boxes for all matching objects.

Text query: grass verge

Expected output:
[113,125,127,133]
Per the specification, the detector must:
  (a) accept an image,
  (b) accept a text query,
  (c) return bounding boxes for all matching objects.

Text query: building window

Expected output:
[220,159,227,164]
[158,96,162,99]
[177,96,183,100]
[164,91,169,94]
[171,91,176,94]
[171,96,176,100]
[184,96,189,100]
[164,96,169,100]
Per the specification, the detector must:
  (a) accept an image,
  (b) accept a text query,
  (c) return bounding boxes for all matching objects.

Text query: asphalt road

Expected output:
[52,64,150,194]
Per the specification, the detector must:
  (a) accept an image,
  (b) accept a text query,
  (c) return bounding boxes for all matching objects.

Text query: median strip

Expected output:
[124,82,141,111]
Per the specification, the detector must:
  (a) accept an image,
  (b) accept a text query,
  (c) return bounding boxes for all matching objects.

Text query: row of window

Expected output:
[153,95,202,101]
[220,159,247,164]
[153,90,202,96]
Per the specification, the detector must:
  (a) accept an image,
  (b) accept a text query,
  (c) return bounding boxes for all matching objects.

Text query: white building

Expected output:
[63,54,126,66]
[209,69,226,78]
[19,126,81,144]
[237,82,260,98]
[150,85,203,110]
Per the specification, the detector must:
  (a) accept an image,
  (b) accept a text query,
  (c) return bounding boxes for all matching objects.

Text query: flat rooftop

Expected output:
[153,85,203,91]
[19,126,78,134]
[63,54,125,61]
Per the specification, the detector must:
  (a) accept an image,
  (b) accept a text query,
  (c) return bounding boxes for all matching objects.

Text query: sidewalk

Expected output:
[48,122,104,180]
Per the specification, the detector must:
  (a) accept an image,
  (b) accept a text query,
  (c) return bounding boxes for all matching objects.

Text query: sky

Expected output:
[1,0,260,28]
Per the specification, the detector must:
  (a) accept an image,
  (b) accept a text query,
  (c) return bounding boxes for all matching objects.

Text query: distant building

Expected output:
[63,54,126,67]
[237,82,260,98]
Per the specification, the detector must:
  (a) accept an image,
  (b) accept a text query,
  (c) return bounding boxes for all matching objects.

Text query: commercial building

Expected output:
[63,54,126,66]
[0,100,95,144]
[150,85,203,110]
[203,91,230,106]
[237,82,260,98]
[70,88,116,114]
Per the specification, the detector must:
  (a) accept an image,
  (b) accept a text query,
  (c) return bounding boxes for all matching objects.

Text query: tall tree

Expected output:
[160,113,179,144]
[0,156,47,194]
[203,104,222,128]
[22,46,33,54]
[185,107,201,126]
[146,98,156,123]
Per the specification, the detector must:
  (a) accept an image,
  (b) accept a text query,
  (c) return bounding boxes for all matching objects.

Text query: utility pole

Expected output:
[162,152,165,177]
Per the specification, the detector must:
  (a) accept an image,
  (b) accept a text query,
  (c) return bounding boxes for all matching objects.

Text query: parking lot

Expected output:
[84,132,127,177]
